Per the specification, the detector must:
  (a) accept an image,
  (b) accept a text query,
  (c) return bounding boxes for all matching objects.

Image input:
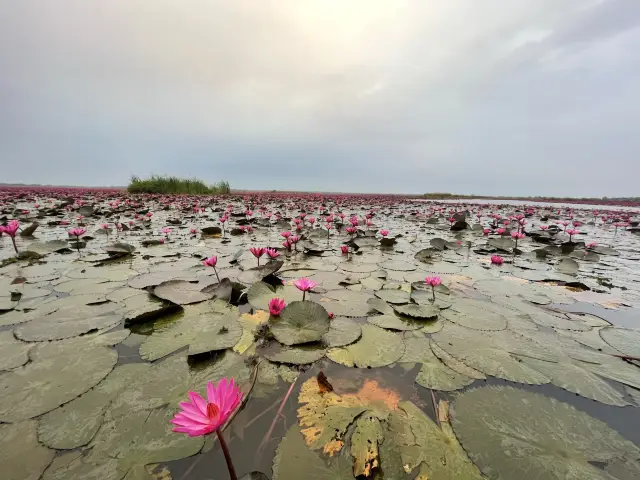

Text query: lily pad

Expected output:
[392,303,438,319]
[260,343,327,364]
[1,420,55,480]
[451,386,640,480]
[399,335,475,391]
[600,327,640,357]
[0,341,118,422]
[367,314,421,331]
[378,260,417,271]
[322,317,362,347]
[272,426,353,480]
[153,279,215,305]
[320,289,373,317]
[139,302,242,360]
[271,301,330,346]
[247,281,301,311]
[0,331,32,371]
[327,324,405,368]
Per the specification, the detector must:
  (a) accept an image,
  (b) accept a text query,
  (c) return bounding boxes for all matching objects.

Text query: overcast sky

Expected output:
[1,0,639,196]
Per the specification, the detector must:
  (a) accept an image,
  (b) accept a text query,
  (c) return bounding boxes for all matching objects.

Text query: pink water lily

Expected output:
[340,245,349,255]
[379,229,389,237]
[1,220,20,255]
[249,247,266,266]
[269,298,286,316]
[265,248,280,259]
[172,378,243,480]
[425,276,442,301]
[491,255,504,265]
[203,256,220,282]
[293,277,317,301]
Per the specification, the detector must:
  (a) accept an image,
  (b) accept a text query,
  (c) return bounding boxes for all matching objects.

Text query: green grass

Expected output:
[127,175,230,195]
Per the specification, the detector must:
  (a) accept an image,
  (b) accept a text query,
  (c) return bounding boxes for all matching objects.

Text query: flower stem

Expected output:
[302,291,306,301]
[11,237,19,256]
[215,429,237,480]
[214,267,220,283]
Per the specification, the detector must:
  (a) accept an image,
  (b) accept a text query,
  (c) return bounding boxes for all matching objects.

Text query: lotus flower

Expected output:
[540,225,549,230]
[1,220,20,255]
[425,276,442,301]
[328,312,335,319]
[585,242,597,249]
[281,231,291,239]
[269,298,286,316]
[190,228,197,234]
[483,228,491,235]
[491,255,504,265]
[566,229,580,242]
[341,245,349,255]
[68,227,86,237]
[496,228,506,235]
[250,247,266,265]
[203,256,220,282]
[346,226,357,236]
[266,248,280,259]
[171,378,243,479]
[379,229,389,237]
[293,277,317,301]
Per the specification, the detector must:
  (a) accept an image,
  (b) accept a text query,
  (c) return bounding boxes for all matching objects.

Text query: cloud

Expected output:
[0,0,638,196]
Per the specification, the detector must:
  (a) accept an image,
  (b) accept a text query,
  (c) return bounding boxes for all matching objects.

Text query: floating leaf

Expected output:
[139,301,242,360]
[0,331,32,371]
[272,426,353,480]
[1,420,55,480]
[271,301,330,346]
[327,324,405,368]
[367,314,421,331]
[392,303,438,319]
[320,289,373,317]
[153,279,215,305]
[600,327,640,357]
[399,335,475,391]
[247,281,301,311]
[0,342,117,422]
[260,342,326,364]
[322,317,362,347]
[375,288,410,304]
[15,306,122,341]
[452,386,640,480]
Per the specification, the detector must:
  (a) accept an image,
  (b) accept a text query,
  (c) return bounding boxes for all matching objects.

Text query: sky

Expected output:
[1,0,639,196]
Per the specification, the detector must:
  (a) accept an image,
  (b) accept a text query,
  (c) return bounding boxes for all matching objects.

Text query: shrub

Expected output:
[128,175,230,194]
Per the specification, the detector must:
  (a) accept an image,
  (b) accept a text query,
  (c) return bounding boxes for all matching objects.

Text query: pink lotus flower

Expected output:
[282,240,292,251]
[171,378,243,437]
[190,228,197,234]
[540,225,549,230]
[585,242,597,249]
[159,238,165,244]
[341,245,349,255]
[203,256,218,268]
[68,227,86,237]
[146,212,153,218]
[483,228,491,236]
[2,220,19,238]
[491,255,504,265]
[266,248,280,259]
[328,312,335,319]
[346,226,357,236]
[250,247,266,265]
[566,229,580,241]
[281,231,291,239]
[379,229,389,237]
[269,298,286,316]
[162,227,172,236]
[496,228,506,235]
[425,276,442,287]
[425,276,442,301]
[293,277,317,301]
[308,216,316,225]
[100,223,109,229]
[511,232,525,239]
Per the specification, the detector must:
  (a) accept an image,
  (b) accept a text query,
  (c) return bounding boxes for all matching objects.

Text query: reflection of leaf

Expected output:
[452,386,640,480]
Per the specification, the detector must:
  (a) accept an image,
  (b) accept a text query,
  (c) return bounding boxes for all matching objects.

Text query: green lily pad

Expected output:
[270,300,330,346]
[260,342,327,364]
[392,303,438,319]
[139,301,242,360]
[320,289,373,317]
[378,260,417,271]
[247,281,301,311]
[322,317,362,347]
[399,335,475,391]
[368,314,421,331]
[327,324,405,368]
[0,331,32,371]
[153,279,215,305]
[0,341,117,422]
[375,288,411,304]
[120,293,176,324]
[600,327,640,357]
[272,426,353,480]
[15,306,123,341]
[1,420,55,480]
[441,308,507,331]
[451,386,640,480]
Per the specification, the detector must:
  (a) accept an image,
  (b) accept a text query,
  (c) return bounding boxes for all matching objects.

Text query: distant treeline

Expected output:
[422,192,640,207]
[128,175,230,195]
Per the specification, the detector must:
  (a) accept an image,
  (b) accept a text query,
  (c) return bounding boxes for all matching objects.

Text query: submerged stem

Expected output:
[215,429,237,480]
